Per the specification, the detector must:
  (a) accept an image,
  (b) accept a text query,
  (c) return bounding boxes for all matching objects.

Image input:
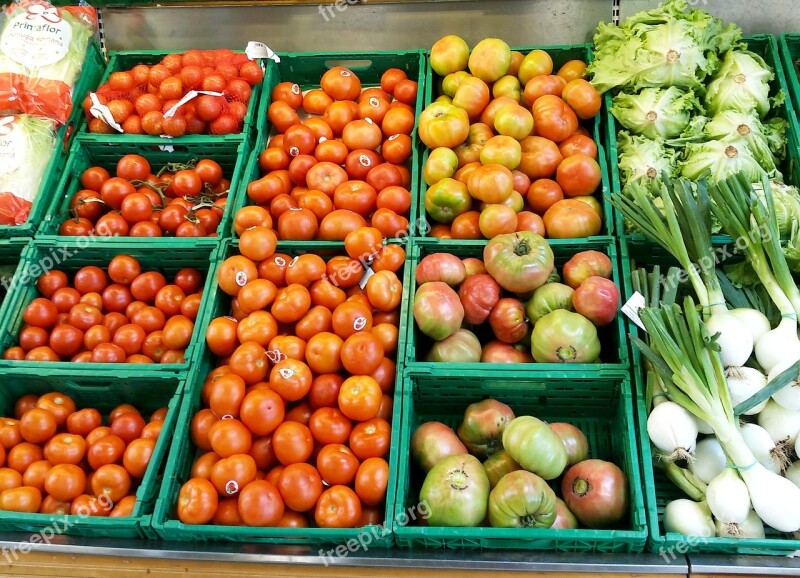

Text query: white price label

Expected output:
[358,265,375,290]
[0,7,72,69]
[0,116,20,178]
[622,291,647,332]
[88,93,123,132]
[245,41,280,62]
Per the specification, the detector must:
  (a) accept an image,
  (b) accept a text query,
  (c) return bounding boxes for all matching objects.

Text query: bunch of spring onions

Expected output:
[634,298,800,534]
[612,174,800,538]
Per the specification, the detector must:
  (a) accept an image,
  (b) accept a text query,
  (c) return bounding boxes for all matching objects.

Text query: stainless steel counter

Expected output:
[0,531,688,574]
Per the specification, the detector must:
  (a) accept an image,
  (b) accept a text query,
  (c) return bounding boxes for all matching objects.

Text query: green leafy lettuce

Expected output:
[611,86,703,139]
[705,50,776,118]
[617,131,678,190]
[752,180,800,238]
[589,0,742,94]
[700,110,786,177]
[680,140,766,183]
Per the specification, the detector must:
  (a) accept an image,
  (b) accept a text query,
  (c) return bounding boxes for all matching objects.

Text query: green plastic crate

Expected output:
[254,51,426,146]
[404,238,629,372]
[36,135,249,244]
[393,368,647,551]
[607,35,800,245]
[151,239,410,545]
[415,43,616,242]
[0,41,105,241]
[76,49,262,146]
[0,238,30,308]
[232,51,425,243]
[619,238,800,555]
[0,239,216,374]
[779,34,800,141]
[0,370,182,539]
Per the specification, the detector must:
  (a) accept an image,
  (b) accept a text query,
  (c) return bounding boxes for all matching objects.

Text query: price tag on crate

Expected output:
[622,291,646,332]
[246,41,280,63]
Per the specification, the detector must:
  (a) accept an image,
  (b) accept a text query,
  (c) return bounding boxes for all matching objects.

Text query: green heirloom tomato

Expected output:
[425,178,471,224]
[488,470,557,528]
[420,454,489,526]
[530,309,600,363]
[457,399,515,458]
[483,232,554,294]
[483,450,522,488]
[502,416,568,480]
[525,282,574,324]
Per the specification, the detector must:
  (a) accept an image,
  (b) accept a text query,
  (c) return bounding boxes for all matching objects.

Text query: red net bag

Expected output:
[86,48,264,137]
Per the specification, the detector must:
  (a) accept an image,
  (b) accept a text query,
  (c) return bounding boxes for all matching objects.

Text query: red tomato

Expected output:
[533,95,578,143]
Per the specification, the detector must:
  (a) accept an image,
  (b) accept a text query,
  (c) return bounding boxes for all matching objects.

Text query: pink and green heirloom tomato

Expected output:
[415,253,467,287]
[530,309,600,363]
[549,422,590,466]
[483,232,554,294]
[483,450,522,488]
[552,497,579,529]
[414,282,464,341]
[561,459,629,528]
[562,251,613,289]
[457,399,515,458]
[426,329,482,363]
[573,276,620,326]
[525,282,574,324]
[481,341,533,363]
[411,421,467,472]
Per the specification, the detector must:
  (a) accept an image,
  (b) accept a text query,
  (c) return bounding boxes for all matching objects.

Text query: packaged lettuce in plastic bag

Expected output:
[0,0,97,124]
[0,114,57,225]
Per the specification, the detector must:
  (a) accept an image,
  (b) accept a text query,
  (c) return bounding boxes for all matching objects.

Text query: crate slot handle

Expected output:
[324,59,374,72]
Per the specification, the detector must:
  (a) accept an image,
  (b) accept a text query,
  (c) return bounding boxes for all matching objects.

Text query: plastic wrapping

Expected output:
[0,0,97,124]
[0,114,57,225]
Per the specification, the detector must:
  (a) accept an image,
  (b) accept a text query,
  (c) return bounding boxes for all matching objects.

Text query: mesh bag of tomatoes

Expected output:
[59,154,230,238]
[174,232,406,528]
[241,67,418,240]
[3,255,205,364]
[0,393,165,518]
[419,40,606,240]
[84,49,264,137]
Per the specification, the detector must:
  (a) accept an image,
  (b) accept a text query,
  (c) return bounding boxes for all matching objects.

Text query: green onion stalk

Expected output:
[707,174,800,374]
[611,178,756,367]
